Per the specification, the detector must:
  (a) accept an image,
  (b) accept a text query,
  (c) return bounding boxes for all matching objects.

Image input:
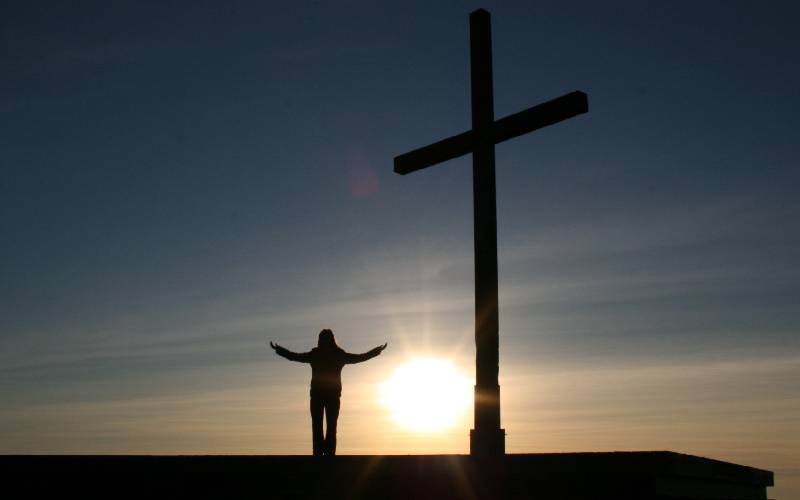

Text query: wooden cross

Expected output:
[394,8,588,456]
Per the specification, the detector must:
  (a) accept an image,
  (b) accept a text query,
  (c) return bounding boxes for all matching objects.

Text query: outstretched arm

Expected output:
[343,343,388,364]
[270,342,312,363]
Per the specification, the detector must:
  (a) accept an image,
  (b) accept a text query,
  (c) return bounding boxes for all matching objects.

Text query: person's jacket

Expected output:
[274,345,380,397]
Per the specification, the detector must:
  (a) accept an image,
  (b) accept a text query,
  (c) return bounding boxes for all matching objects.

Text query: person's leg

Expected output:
[310,396,324,456]
[323,397,341,456]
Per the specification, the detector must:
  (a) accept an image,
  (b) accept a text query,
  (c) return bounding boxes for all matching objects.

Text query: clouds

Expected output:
[4,188,796,383]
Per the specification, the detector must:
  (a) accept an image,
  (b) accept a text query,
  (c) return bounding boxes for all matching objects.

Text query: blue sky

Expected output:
[1,1,798,496]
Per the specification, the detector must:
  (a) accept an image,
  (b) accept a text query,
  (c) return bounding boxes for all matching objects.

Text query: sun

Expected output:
[380,358,472,432]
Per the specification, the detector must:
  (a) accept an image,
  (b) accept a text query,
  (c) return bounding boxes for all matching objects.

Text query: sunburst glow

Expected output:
[381,358,472,432]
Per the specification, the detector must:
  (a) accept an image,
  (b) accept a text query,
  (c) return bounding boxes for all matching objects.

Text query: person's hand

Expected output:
[269,341,280,351]
[373,343,388,354]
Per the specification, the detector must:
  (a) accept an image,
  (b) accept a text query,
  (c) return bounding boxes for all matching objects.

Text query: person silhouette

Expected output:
[270,329,387,456]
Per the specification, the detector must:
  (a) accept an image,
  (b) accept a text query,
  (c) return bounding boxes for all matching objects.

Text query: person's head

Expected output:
[317,329,338,349]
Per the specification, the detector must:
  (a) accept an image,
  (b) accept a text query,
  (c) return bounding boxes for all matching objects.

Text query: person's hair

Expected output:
[317,329,339,349]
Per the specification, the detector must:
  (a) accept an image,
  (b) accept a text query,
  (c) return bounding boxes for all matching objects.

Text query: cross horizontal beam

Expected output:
[394,91,588,175]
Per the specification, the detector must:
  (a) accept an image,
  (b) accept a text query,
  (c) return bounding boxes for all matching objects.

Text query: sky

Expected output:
[1,0,799,497]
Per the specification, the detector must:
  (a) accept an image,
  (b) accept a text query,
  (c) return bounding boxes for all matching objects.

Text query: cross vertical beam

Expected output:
[468,8,504,456]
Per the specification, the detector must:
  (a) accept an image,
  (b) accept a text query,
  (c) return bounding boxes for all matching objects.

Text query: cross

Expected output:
[394,9,588,456]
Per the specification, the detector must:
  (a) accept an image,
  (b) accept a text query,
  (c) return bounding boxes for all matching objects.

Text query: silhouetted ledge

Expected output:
[2,451,773,499]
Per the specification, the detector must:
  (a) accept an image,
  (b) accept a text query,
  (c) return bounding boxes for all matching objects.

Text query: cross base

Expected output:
[470,427,506,456]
